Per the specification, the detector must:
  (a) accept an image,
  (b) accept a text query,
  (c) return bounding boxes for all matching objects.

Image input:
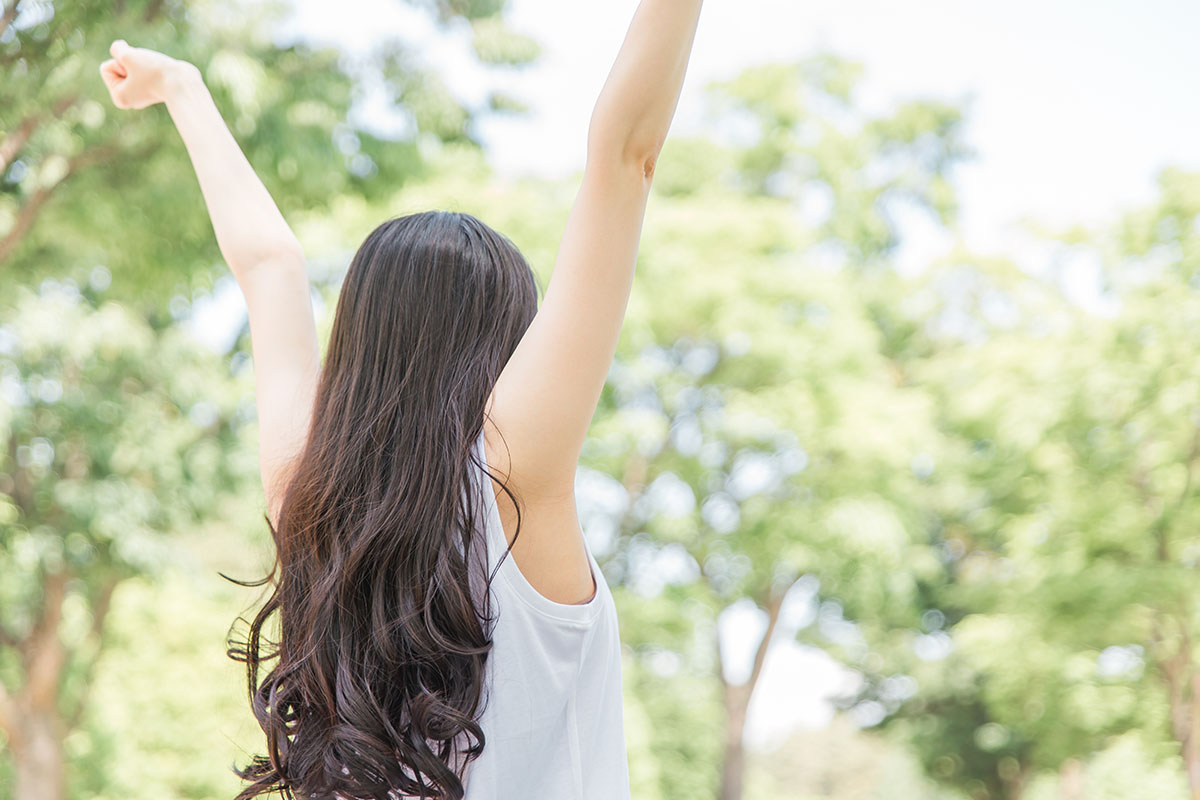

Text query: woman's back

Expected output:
[461,429,629,799]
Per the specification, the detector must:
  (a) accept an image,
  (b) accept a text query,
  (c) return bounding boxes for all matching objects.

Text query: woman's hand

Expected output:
[99,39,198,110]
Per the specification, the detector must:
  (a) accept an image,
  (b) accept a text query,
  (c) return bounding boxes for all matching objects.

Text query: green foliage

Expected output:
[0,279,255,798]
[67,570,256,800]
[1024,735,1188,800]
[469,15,541,66]
[623,655,724,800]
[7,3,1200,795]
[839,167,1200,798]
[702,54,971,260]
[746,715,960,800]
[0,277,251,598]
[0,0,514,311]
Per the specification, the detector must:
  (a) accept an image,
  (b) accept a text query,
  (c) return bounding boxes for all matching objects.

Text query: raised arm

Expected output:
[489,0,703,492]
[99,41,320,527]
[483,0,702,604]
[586,0,706,175]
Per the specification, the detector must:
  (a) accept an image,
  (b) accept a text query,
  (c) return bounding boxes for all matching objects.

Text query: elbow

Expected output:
[265,238,306,265]
[587,125,663,180]
[623,129,666,173]
[587,110,664,176]
[638,147,660,180]
[230,238,307,276]
[622,134,663,180]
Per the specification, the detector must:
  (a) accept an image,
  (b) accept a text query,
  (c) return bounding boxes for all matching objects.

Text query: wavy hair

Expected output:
[221,210,540,800]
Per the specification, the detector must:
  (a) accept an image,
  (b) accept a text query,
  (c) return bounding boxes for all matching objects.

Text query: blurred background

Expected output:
[3,0,1200,798]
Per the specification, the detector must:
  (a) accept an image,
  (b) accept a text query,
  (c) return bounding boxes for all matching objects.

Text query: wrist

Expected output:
[162,60,203,103]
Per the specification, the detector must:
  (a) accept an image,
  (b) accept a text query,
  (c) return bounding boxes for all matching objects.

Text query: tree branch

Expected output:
[0,1,21,38]
[1157,612,1193,745]
[714,600,728,687]
[712,581,788,701]
[64,578,119,730]
[0,96,80,175]
[745,584,787,698]
[0,141,126,266]
[6,427,35,518]
[23,569,69,711]
[0,115,41,176]
[1156,425,1200,561]
[0,678,21,748]
[0,620,21,649]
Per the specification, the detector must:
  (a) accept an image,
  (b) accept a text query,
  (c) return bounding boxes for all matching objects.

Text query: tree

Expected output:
[583,55,968,800]
[0,279,252,799]
[843,169,1200,799]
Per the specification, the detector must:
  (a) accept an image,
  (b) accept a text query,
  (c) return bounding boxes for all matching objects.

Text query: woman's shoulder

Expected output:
[475,428,609,626]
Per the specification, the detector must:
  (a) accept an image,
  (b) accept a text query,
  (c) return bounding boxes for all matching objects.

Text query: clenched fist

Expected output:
[99,39,199,110]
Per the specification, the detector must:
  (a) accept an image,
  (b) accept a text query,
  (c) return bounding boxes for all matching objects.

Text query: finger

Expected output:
[103,57,127,78]
[99,66,125,98]
[109,38,130,62]
[99,59,125,86]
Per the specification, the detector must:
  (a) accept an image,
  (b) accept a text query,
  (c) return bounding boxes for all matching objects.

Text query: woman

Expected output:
[99,2,703,798]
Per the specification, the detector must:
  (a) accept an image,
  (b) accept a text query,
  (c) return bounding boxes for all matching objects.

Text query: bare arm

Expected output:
[100,41,320,526]
[588,0,705,170]
[101,40,305,275]
[490,0,704,498]
[483,1,703,605]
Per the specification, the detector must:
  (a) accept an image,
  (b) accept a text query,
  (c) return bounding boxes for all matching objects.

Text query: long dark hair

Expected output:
[222,210,540,800]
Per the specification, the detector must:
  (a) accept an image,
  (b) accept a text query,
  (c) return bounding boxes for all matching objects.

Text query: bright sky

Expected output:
[191,0,1200,752]
[280,0,1200,258]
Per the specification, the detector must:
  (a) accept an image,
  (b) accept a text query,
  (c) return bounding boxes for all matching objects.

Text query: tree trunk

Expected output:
[1001,760,1032,800]
[719,681,749,800]
[11,705,66,800]
[1168,644,1200,799]
[714,584,789,800]
[1059,758,1085,800]
[1159,615,1200,800]
[1185,672,1200,800]
[1,570,70,800]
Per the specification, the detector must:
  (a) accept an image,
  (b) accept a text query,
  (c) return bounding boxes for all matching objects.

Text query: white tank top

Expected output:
[460,429,632,799]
